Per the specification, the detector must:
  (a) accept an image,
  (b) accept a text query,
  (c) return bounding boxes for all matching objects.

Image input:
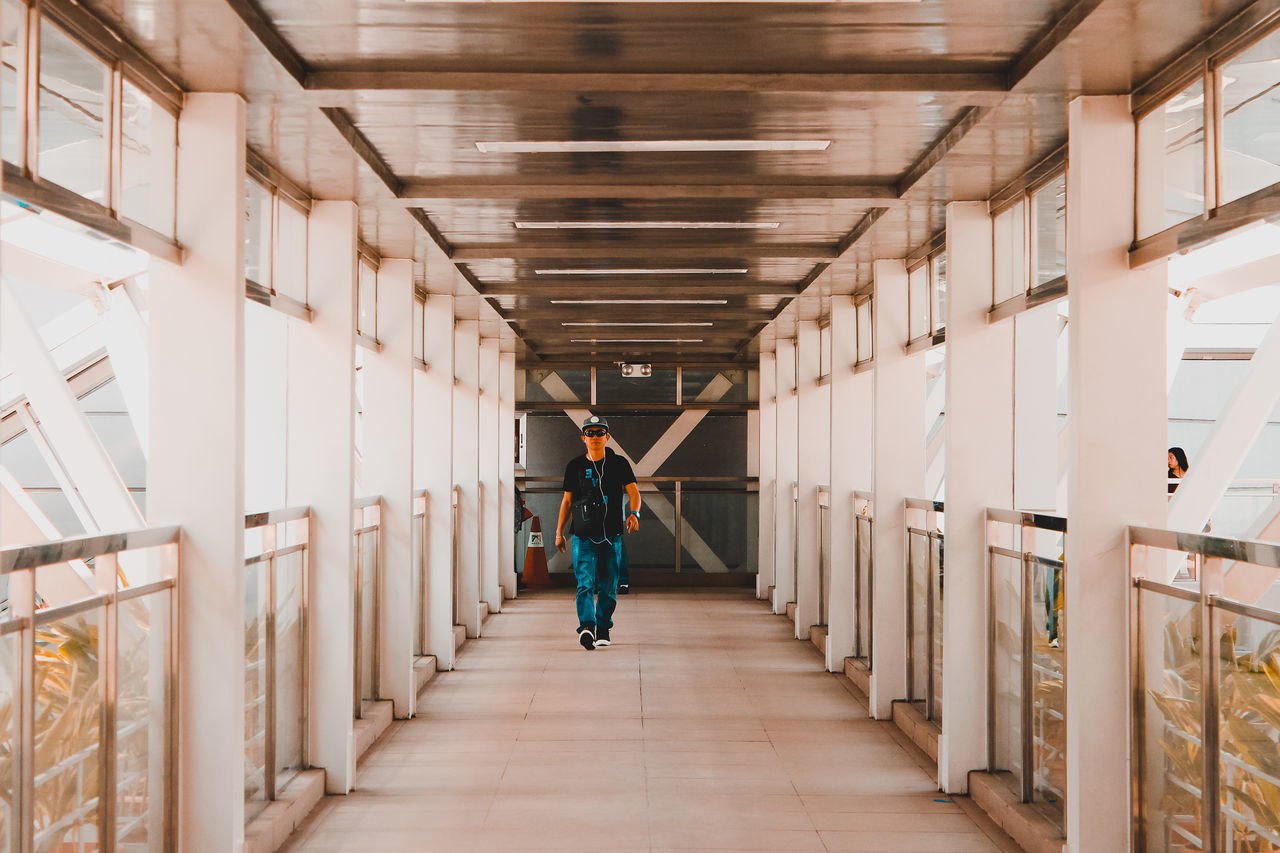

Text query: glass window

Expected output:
[819,324,831,377]
[413,297,425,361]
[908,263,930,341]
[682,368,749,403]
[856,299,872,363]
[930,252,948,333]
[357,259,377,338]
[1,0,23,164]
[1136,78,1205,238]
[1033,174,1066,285]
[244,178,272,288]
[1220,28,1280,205]
[275,199,307,302]
[120,79,176,237]
[38,20,108,201]
[596,367,676,404]
[993,202,1026,303]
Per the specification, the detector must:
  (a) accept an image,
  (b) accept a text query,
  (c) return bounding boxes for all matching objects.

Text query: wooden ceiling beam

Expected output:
[450,243,839,261]
[398,178,901,201]
[306,69,1010,95]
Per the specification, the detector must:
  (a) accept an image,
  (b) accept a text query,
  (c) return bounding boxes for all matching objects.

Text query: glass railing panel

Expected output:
[274,549,305,793]
[678,489,759,573]
[244,559,268,821]
[116,590,171,850]
[931,534,944,724]
[0,630,13,851]
[1031,557,1066,826]
[991,549,1025,792]
[1139,587,1203,851]
[411,506,424,657]
[33,608,103,850]
[1215,608,1280,852]
[854,513,873,664]
[357,529,377,706]
[819,501,831,626]
[908,530,929,704]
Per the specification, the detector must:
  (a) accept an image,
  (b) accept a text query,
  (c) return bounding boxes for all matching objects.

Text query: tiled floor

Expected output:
[284,588,1021,853]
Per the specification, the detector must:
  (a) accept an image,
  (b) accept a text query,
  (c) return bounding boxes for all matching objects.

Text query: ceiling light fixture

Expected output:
[561,322,714,327]
[513,220,781,230]
[534,267,748,276]
[414,0,920,4]
[550,299,729,305]
[570,339,705,344]
[475,140,830,154]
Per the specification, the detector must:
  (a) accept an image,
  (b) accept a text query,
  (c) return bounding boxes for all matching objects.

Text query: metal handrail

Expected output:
[245,506,311,528]
[1,525,180,574]
[354,495,382,510]
[1129,525,1280,566]
[986,507,1067,532]
[905,500,944,723]
[905,497,944,512]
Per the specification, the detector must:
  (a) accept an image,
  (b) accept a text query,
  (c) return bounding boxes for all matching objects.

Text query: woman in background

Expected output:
[1168,446,1190,494]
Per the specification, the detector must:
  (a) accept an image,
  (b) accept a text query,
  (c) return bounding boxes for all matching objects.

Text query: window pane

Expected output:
[931,252,948,333]
[1136,78,1205,238]
[856,299,872,362]
[244,179,272,289]
[276,199,307,302]
[38,21,107,201]
[683,368,748,403]
[1220,28,1280,205]
[908,264,930,340]
[1033,174,1066,285]
[993,202,1026,304]
[819,324,831,377]
[1,0,22,164]
[120,80,176,237]
[413,297,425,361]
[358,260,377,337]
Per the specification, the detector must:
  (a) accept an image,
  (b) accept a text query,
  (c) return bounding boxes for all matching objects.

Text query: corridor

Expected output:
[284,590,1017,853]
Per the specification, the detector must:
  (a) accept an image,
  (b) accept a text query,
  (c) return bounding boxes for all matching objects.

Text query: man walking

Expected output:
[555,416,641,650]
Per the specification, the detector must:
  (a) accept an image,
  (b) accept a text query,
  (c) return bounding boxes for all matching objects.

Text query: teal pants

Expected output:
[572,536,621,631]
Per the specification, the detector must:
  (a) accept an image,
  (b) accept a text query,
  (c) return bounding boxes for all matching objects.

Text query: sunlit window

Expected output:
[855,298,873,364]
[819,323,831,378]
[120,79,177,237]
[276,199,307,303]
[993,201,1026,304]
[930,252,948,334]
[1033,175,1066,285]
[1136,78,1206,239]
[1,0,23,164]
[413,297,426,362]
[244,177,272,289]
[38,20,108,201]
[1220,27,1280,205]
[357,258,377,339]
[908,263,930,342]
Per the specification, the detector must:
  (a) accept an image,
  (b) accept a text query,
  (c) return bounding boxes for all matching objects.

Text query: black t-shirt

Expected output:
[562,448,637,538]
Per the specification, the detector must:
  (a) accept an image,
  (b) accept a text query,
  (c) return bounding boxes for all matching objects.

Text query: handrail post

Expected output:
[925,526,935,721]
[1199,553,1220,853]
[263,521,278,801]
[1128,529,1147,853]
[1020,547,1034,804]
[675,481,683,573]
[97,551,119,853]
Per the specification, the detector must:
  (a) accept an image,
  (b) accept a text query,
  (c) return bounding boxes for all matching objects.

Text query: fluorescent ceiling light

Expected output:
[476,140,830,154]
[570,339,705,344]
[514,220,780,230]
[535,267,748,276]
[562,322,714,327]
[415,0,919,3]
[550,299,728,305]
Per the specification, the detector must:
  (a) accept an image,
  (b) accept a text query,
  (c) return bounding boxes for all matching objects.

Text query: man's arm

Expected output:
[555,491,573,552]
[624,482,641,534]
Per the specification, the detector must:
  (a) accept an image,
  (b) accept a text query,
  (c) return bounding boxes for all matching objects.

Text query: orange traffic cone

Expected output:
[522,516,553,589]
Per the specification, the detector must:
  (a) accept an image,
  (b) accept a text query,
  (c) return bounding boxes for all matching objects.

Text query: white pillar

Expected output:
[870,259,925,720]
[828,297,858,671]
[287,200,358,794]
[1065,95,1168,853]
[796,320,826,637]
[365,259,415,718]
[774,338,798,614]
[453,319,482,637]
[1014,304,1062,511]
[479,336,502,610]
[939,201,1011,793]
[499,350,518,600]
[419,295,455,668]
[147,92,246,849]
[757,352,777,600]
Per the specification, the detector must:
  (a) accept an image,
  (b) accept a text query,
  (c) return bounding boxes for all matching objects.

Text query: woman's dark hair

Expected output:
[1169,446,1190,472]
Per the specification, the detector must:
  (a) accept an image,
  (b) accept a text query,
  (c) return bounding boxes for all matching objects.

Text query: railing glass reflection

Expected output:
[243,506,310,821]
[854,492,874,666]
[0,526,179,852]
[986,508,1067,832]
[1130,527,1280,853]
[906,499,944,723]
[353,498,382,718]
[818,486,831,627]
[411,491,428,657]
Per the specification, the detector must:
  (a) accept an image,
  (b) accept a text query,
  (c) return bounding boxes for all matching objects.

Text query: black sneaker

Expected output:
[617,583,630,595]
[578,626,595,650]
[594,626,611,647]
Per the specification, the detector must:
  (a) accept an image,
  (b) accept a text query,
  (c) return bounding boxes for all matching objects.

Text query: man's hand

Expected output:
[625,513,639,534]
[555,532,567,553]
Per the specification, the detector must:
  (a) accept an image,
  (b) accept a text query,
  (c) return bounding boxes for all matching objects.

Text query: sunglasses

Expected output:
[583,429,608,437]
